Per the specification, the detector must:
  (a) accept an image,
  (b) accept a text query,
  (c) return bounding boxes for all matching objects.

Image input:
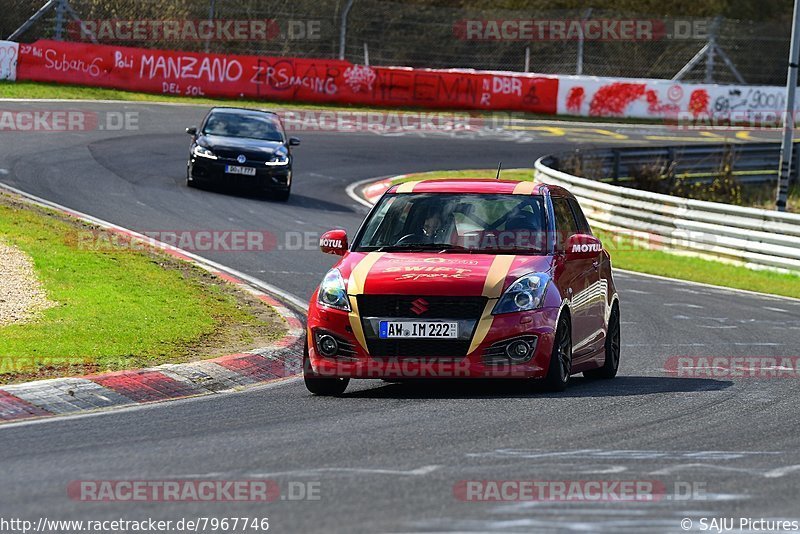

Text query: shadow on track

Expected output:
[189,183,355,213]
[340,376,733,399]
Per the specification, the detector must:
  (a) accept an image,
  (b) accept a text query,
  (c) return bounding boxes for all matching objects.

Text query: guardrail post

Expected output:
[53,0,66,40]
[777,0,800,211]
[338,0,356,60]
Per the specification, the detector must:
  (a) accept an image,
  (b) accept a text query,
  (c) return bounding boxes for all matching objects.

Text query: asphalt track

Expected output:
[1,101,799,533]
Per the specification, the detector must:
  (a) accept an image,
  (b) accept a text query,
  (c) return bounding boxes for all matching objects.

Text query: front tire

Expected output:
[584,303,620,379]
[541,316,572,392]
[303,340,349,396]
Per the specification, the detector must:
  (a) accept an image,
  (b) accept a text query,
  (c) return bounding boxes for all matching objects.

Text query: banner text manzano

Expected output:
[15,40,558,114]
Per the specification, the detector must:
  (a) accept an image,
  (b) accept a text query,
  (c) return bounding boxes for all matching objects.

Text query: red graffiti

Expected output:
[645,88,679,116]
[588,83,646,116]
[565,86,584,114]
[688,89,710,117]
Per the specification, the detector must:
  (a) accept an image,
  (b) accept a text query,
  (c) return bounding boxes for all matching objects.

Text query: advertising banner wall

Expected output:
[557,75,795,122]
[0,41,19,81]
[14,40,559,114]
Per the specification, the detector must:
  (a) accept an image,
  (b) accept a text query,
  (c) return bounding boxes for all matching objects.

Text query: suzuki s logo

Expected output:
[237,154,246,164]
[410,298,429,315]
[571,243,603,253]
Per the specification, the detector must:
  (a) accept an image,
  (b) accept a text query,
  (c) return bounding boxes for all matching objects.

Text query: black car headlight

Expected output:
[317,269,351,311]
[192,145,217,159]
[492,273,550,315]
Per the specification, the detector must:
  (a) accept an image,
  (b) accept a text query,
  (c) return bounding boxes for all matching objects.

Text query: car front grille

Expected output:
[357,295,487,319]
[358,295,487,359]
[366,339,472,359]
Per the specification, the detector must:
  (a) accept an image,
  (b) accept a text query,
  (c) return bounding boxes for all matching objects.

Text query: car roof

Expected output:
[385,179,572,198]
[207,106,279,117]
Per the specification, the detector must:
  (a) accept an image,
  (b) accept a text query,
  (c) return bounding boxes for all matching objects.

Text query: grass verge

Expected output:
[0,81,665,125]
[371,169,800,299]
[0,192,286,384]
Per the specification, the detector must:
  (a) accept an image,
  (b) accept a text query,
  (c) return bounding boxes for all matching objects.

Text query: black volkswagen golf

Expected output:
[185,107,300,200]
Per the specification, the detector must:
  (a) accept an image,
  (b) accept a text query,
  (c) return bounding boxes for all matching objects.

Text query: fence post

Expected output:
[704,17,721,83]
[53,0,66,40]
[338,0,355,60]
[524,46,530,73]
[204,0,216,53]
[576,8,592,75]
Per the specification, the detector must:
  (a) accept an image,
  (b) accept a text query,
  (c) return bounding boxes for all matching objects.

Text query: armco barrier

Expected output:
[549,142,800,185]
[535,156,800,273]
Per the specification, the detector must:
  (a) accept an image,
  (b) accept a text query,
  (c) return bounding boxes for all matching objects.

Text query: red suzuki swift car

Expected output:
[304,179,620,395]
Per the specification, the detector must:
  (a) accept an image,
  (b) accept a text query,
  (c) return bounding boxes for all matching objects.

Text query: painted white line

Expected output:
[663,303,704,308]
[764,306,790,313]
[249,465,441,477]
[764,465,800,478]
[345,175,386,208]
[0,168,8,175]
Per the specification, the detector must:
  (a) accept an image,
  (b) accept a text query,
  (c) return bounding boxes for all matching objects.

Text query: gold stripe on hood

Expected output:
[347,252,385,350]
[395,180,421,193]
[469,255,517,354]
[512,181,537,195]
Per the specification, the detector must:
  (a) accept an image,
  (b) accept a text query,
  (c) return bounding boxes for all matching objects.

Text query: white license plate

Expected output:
[379,321,458,339]
[225,165,256,176]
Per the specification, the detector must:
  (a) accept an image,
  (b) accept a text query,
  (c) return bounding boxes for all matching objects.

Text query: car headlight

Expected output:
[192,145,217,159]
[317,269,351,311]
[265,151,289,166]
[492,273,550,315]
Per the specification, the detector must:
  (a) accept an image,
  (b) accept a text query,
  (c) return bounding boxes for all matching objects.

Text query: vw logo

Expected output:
[236,154,246,164]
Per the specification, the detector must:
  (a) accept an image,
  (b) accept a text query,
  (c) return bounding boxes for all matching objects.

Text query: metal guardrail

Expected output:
[535,146,800,273]
[545,142,799,186]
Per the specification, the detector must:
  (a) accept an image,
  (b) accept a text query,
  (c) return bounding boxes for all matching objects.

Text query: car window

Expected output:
[568,198,592,235]
[355,193,547,254]
[203,111,284,142]
[552,196,579,250]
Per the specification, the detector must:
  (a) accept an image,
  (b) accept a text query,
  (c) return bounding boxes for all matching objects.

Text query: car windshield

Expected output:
[355,193,548,254]
[202,111,284,142]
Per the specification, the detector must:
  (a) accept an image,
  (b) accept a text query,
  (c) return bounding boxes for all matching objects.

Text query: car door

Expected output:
[568,198,607,356]
[551,196,594,359]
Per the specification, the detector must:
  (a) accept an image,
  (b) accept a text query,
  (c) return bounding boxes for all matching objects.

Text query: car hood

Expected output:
[337,252,553,297]
[198,134,284,156]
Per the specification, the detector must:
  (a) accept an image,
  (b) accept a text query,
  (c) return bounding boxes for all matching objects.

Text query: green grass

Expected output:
[0,194,285,382]
[0,81,666,125]
[380,169,800,299]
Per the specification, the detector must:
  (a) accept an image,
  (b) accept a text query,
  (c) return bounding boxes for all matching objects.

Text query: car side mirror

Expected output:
[186,126,197,135]
[288,137,301,146]
[565,234,603,260]
[320,229,348,256]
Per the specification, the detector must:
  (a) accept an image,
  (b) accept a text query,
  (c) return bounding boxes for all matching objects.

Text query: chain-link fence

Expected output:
[1,0,792,86]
